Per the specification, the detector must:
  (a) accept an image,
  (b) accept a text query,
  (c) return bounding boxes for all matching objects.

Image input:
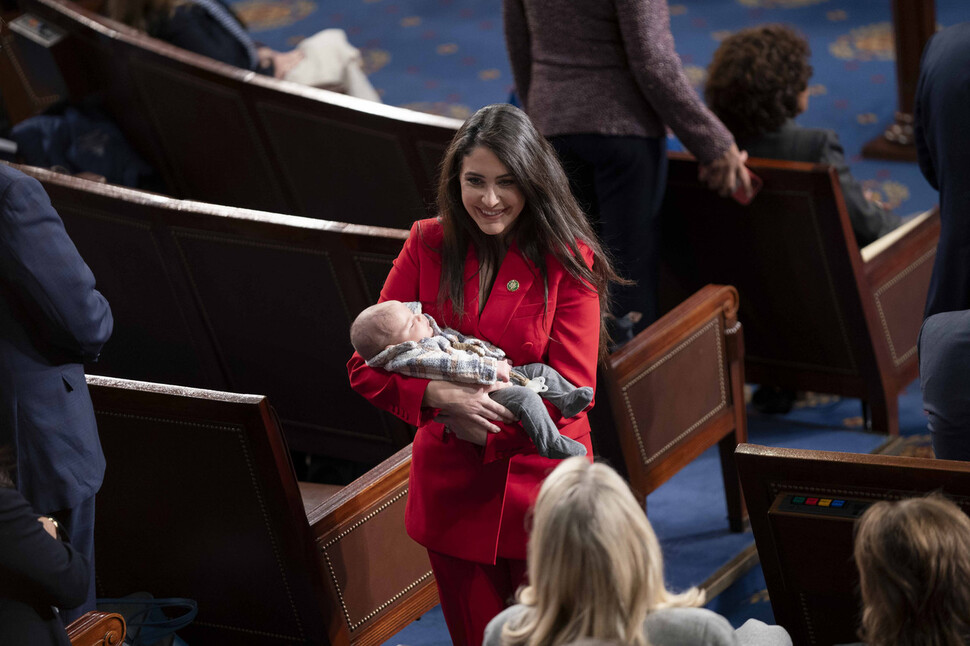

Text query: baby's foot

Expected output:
[558,386,594,418]
[543,435,588,460]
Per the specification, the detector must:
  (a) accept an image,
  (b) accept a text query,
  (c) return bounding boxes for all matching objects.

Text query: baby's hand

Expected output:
[496,360,511,383]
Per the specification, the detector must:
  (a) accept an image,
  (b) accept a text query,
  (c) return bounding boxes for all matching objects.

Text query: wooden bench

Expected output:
[735,443,970,646]
[88,375,437,646]
[660,153,940,435]
[18,0,462,227]
[66,611,126,646]
[9,162,411,465]
[0,13,66,124]
[590,284,748,532]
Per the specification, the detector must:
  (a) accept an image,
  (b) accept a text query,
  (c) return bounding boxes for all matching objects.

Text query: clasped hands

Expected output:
[424,361,516,446]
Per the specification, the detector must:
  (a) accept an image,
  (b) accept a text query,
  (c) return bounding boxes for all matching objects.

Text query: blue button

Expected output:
[831,500,845,508]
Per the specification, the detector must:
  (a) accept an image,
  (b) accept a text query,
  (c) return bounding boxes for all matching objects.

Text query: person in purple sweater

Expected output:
[503,0,751,338]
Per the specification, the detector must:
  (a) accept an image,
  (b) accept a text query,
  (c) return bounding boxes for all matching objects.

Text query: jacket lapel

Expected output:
[478,242,537,343]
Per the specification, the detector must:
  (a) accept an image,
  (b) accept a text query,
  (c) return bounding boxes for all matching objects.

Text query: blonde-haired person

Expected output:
[483,458,791,646]
[851,494,970,646]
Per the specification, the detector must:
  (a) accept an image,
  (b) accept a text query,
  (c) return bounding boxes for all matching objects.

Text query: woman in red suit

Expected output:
[347,103,620,646]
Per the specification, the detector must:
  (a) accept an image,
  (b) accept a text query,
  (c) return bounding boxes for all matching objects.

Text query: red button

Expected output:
[805,498,819,506]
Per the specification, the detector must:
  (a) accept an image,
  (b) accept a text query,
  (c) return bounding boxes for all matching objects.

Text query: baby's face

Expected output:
[384,301,434,345]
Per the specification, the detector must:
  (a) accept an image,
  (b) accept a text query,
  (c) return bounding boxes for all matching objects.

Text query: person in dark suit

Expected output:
[0,162,113,622]
[0,446,91,646]
[915,22,970,319]
[705,24,902,248]
[105,0,302,77]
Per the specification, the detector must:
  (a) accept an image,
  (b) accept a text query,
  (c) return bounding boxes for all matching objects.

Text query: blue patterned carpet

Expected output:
[382,381,925,645]
[219,0,964,642]
[235,0,968,219]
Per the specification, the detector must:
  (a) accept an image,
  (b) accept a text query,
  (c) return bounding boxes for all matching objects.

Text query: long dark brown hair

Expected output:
[854,494,970,646]
[434,103,622,358]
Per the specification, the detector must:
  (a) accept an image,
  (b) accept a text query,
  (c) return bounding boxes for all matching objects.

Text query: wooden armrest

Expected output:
[304,444,412,525]
[863,206,939,287]
[601,284,746,530]
[65,611,126,646]
[610,284,740,374]
[309,443,438,646]
[298,481,343,517]
[861,206,938,263]
[861,206,940,370]
[73,171,107,183]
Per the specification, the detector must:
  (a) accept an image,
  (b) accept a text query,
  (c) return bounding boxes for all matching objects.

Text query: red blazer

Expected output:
[347,219,600,563]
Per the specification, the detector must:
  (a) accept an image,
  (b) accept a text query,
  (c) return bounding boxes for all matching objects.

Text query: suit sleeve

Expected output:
[347,222,434,427]
[151,4,257,71]
[502,0,532,109]
[0,173,113,363]
[914,37,938,190]
[819,130,902,246]
[0,488,89,610]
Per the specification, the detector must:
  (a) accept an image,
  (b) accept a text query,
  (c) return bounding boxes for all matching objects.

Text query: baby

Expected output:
[350,300,590,459]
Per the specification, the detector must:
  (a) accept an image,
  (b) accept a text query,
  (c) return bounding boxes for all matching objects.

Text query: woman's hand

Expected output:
[864,189,889,210]
[424,380,516,445]
[257,47,306,79]
[38,516,58,539]
[698,144,751,198]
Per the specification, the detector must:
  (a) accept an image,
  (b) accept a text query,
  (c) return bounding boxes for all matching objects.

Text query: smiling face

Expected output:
[382,301,434,345]
[460,145,525,240]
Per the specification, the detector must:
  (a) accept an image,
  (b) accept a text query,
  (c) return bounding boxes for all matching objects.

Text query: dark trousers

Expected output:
[51,495,97,624]
[920,310,970,461]
[550,134,668,332]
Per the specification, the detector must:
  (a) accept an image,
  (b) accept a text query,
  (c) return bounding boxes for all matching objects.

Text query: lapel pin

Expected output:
[507,279,520,292]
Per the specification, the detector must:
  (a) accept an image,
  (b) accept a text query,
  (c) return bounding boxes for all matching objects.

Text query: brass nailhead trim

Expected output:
[319,488,433,632]
[871,247,936,366]
[1,32,61,109]
[620,318,727,466]
[96,411,305,640]
[798,592,818,645]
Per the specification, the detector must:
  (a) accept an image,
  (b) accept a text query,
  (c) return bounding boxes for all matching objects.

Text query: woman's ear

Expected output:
[797,88,810,114]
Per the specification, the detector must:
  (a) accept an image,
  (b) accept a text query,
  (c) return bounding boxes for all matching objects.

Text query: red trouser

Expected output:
[427,549,528,646]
